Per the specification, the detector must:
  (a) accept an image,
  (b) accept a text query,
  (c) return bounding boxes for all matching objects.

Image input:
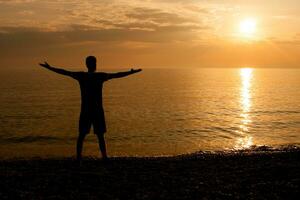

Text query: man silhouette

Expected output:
[39,56,142,162]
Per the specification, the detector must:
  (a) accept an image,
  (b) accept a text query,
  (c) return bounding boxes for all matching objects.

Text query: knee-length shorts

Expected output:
[79,109,106,135]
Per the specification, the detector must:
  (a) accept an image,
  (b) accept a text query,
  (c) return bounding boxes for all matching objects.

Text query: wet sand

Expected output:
[1,148,299,199]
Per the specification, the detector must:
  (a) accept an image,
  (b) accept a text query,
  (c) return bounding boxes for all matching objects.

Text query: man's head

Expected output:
[86,56,97,72]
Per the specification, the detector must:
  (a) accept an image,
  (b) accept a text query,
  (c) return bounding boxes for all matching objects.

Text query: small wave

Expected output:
[184,144,300,157]
[212,126,240,134]
[251,110,300,114]
[233,144,300,152]
[225,144,300,154]
[0,135,64,144]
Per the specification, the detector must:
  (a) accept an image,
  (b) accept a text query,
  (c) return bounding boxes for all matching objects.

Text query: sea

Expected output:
[0,68,299,158]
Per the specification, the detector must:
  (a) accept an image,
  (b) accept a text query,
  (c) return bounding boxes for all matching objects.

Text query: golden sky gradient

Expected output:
[1,0,300,68]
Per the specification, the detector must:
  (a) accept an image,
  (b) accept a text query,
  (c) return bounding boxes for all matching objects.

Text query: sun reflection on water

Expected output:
[235,68,254,149]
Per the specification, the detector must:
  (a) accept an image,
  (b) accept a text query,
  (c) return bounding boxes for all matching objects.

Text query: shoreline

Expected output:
[1,148,299,199]
[1,144,299,160]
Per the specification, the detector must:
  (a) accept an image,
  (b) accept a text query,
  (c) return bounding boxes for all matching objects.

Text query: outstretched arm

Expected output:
[39,62,74,76]
[107,68,142,79]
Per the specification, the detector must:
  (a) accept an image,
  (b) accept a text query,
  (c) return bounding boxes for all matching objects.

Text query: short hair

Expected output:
[85,56,96,71]
[86,56,96,65]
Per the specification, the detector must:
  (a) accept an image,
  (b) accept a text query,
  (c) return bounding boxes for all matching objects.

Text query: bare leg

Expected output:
[96,134,108,160]
[76,133,86,161]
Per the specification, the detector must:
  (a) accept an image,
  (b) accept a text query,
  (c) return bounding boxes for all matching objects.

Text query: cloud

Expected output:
[126,7,193,24]
[18,10,34,16]
[0,23,210,68]
[1,0,300,68]
[0,21,206,50]
[0,0,36,3]
[0,0,211,48]
[0,0,211,32]
[271,39,300,46]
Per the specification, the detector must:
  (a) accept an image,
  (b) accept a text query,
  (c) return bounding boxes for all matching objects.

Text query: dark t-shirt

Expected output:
[70,72,109,112]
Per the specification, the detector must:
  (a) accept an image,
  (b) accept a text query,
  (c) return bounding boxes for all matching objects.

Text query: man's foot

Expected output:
[75,158,82,167]
[102,156,110,163]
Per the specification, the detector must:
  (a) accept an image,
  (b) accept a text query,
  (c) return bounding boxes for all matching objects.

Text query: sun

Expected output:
[239,18,256,37]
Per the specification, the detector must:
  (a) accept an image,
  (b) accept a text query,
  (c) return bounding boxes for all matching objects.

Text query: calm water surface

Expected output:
[0,68,299,158]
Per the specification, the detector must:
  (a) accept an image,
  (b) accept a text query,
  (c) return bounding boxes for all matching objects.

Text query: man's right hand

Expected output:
[39,62,51,68]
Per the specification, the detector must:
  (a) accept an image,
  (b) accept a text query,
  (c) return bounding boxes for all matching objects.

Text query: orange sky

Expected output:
[0,0,300,68]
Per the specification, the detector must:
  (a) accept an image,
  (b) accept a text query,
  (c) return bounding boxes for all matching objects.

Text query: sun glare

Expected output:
[239,18,256,37]
[235,68,254,149]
